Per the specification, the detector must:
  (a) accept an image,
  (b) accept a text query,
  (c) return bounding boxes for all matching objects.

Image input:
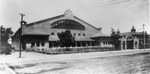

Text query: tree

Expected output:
[57,30,75,50]
[110,28,120,50]
[0,26,13,54]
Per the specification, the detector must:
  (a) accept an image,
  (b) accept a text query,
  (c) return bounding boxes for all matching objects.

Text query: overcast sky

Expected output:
[0,0,149,35]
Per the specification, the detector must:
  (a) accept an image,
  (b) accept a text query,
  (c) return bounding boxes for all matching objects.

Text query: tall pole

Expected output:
[143,24,145,50]
[19,13,25,58]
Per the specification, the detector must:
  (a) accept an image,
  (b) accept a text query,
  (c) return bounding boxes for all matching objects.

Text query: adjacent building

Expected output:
[120,26,150,50]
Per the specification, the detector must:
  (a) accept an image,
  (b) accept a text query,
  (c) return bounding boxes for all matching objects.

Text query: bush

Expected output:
[0,45,11,55]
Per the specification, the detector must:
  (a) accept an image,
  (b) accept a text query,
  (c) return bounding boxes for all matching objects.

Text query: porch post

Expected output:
[80,42,82,47]
[90,42,92,46]
[121,40,123,50]
[75,42,77,47]
[133,39,135,49]
[125,40,127,49]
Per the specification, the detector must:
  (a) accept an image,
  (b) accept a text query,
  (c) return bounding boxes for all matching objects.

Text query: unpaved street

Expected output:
[1,49,150,74]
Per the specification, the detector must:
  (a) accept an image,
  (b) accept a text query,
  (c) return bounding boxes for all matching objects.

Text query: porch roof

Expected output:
[91,33,110,38]
[23,29,50,35]
[49,36,94,41]
[120,32,142,36]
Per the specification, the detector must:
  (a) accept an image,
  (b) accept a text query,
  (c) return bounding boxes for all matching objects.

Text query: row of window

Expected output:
[51,32,85,36]
[103,42,111,45]
[31,42,45,47]
[73,33,85,36]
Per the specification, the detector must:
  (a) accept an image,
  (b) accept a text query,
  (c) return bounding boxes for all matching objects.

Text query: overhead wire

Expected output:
[73,0,131,12]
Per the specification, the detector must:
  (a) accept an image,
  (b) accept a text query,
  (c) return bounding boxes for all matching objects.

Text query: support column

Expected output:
[99,42,101,47]
[38,42,41,47]
[121,40,123,50]
[125,41,127,49]
[80,42,82,47]
[34,42,37,47]
[90,42,92,46]
[75,42,77,47]
[45,42,49,48]
[85,42,87,46]
[133,40,135,49]
[137,40,139,49]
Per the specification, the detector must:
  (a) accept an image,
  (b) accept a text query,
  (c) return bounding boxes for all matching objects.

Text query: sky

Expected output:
[0,0,149,35]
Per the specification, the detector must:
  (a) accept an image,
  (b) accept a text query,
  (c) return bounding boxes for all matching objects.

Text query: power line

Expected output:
[74,0,131,12]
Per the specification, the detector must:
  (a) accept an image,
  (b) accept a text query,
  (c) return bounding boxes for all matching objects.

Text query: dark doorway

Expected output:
[123,41,125,49]
[127,40,134,49]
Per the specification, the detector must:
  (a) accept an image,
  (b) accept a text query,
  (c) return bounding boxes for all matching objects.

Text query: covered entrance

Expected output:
[120,35,139,50]
[126,37,134,49]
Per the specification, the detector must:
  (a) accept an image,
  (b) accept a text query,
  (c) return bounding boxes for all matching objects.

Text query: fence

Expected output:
[26,46,115,54]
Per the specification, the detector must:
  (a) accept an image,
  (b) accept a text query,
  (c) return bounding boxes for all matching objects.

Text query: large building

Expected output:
[12,10,150,51]
[12,10,106,50]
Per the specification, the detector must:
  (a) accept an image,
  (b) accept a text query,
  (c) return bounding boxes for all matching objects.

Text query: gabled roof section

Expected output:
[25,10,99,31]
[23,29,49,35]
[12,28,21,39]
[49,36,94,41]
[74,16,99,31]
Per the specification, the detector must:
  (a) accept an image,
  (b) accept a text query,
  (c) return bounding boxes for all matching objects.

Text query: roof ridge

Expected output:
[26,14,64,26]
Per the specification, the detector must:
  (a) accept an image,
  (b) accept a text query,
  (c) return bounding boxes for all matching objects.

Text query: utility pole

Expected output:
[143,24,145,50]
[19,13,25,58]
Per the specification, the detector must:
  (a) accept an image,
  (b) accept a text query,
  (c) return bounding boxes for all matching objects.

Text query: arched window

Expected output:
[78,33,81,36]
[51,19,85,30]
[83,34,85,36]
[73,33,76,36]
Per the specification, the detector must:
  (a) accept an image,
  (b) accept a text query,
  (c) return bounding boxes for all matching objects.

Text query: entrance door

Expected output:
[127,40,134,49]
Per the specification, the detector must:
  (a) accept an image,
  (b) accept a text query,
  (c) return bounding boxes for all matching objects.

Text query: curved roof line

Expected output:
[74,16,99,31]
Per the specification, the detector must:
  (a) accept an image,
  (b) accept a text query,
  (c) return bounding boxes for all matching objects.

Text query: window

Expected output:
[73,33,76,36]
[78,33,81,36]
[83,34,85,36]
[51,32,55,35]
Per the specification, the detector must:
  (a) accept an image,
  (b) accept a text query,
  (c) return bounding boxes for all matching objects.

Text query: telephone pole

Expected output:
[143,24,145,50]
[19,13,25,58]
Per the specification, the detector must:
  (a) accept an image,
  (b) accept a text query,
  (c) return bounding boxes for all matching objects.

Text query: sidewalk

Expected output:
[0,62,16,74]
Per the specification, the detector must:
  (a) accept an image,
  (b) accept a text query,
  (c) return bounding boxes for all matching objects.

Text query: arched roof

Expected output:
[51,19,85,30]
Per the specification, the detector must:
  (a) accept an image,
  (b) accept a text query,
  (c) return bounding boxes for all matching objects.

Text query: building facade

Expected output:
[12,10,150,51]
[120,26,150,50]
[12,10,102,50]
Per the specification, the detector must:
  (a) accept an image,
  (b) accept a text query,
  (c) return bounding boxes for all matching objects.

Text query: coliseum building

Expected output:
[12,10,150,51]
[12,10,112,50]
